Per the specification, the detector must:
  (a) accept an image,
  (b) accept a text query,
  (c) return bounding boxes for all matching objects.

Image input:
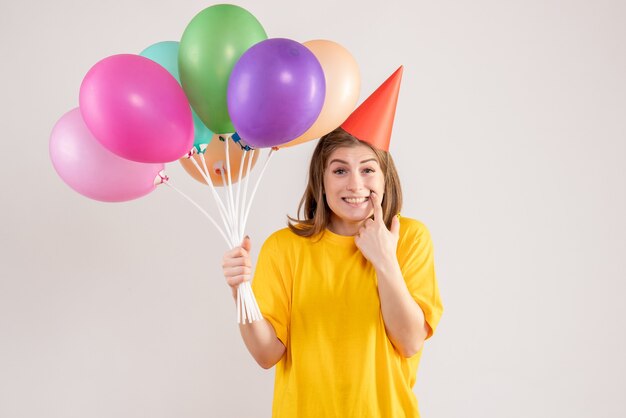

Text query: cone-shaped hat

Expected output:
[341,66,403,151]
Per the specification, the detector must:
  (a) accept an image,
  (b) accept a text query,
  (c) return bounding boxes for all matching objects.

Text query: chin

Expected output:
[342,211,373,223]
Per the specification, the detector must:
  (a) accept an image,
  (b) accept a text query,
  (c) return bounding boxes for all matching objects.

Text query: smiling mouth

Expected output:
[342,197,369,204]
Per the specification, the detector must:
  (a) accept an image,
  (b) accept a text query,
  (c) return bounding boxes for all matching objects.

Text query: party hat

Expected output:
[341,66,403,151]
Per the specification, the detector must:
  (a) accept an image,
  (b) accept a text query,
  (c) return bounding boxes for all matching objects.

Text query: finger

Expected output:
[241,235,252,252]
[221,254,248,270]
[224,246,249,260]
[226,274,251,287]
[224,266,252,277]
[222,256,251,269]
[364,218,375,228]
[370,190,384,223]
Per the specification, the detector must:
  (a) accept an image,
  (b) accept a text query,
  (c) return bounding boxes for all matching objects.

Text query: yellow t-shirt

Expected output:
[251,216,443,418]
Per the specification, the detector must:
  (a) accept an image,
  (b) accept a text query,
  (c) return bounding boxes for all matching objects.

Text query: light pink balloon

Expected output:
[79,54,193,163]
[50,108,164,202]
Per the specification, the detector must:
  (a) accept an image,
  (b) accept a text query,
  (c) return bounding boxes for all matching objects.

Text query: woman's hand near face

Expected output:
[222,236,253,302]
[356,192,428,357]
[354,191,400,269]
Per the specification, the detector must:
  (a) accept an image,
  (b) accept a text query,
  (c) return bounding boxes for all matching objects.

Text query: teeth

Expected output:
[344,197,367,204]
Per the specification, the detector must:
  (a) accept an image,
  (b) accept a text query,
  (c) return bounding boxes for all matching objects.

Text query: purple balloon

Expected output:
[50,108,164,202]
[79,54,194,163]
[227,38,325,148]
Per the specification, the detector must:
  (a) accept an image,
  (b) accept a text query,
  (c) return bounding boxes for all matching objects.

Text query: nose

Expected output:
[346,172,365,192]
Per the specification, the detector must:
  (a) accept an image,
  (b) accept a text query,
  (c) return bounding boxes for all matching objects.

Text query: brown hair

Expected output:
[287,127,403,238]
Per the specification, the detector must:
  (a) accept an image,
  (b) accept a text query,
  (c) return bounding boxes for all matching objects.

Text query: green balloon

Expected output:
[179,4,267,134]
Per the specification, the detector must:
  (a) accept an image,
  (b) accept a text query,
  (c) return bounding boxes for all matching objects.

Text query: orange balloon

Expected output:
[179,135,260,185]
[280,40,361,148]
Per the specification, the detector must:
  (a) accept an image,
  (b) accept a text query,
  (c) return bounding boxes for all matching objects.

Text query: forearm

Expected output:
[375,259,427,357]
[235,298,286,369]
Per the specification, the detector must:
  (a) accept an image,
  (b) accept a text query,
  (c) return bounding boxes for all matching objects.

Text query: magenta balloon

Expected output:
[50,108,164,202]
[79,54,193,163]
[227,38,325,148]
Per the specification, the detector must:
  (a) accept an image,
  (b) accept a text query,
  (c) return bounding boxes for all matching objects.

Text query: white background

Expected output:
[1,0,625,416]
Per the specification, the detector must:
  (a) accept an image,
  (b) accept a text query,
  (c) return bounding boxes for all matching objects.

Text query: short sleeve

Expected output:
[397,220,444,340]
[251,234,291,347]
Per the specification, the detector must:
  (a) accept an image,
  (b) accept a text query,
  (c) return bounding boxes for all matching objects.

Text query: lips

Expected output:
[342,196,369,204]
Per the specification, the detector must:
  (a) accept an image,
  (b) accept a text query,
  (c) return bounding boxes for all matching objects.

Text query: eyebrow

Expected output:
[329,158,378,165]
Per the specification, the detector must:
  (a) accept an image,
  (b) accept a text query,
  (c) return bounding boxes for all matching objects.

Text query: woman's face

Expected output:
[323,144,385,235]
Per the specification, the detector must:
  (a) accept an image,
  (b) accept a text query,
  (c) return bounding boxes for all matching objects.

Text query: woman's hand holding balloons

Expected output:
[222,236,253,301]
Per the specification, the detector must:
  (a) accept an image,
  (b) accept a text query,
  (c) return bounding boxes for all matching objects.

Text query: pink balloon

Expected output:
[79,54,193,163]
[50,108,164,202]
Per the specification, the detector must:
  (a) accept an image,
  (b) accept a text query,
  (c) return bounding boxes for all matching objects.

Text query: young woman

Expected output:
[222,125,443,417]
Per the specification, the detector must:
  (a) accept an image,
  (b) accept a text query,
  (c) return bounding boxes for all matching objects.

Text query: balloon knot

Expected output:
[185,148,197,159]
[231,133,252,151]
[154,170,169,185]
[194,144,207,154]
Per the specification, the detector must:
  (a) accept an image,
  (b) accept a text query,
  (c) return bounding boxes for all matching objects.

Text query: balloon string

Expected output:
[240,282,251,324]
[237,282,263,324]
[162,179,232,247]
[224,136,238,244]
[243,148,275,230]
[237,285,242,324]
[235,150,247,240]
[239,148,256,238]
[219,167,235,244]
[189,154,233,237]
[238,285,248,324]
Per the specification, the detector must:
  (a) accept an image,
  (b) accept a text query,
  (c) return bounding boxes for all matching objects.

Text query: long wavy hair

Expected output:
[287,127,403,238]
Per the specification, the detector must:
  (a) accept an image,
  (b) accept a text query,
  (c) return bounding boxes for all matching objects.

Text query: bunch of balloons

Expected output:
[50,4,360,200]
[49,3,361,323]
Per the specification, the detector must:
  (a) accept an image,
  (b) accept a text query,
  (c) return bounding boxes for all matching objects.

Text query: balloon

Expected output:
[227,38,325,148]
[49,108,164,202]
[191,112,213,149]
[179,4,267,134]
[179,135,260,186]
[79,54,193,163]
[280,40,361,149]
[139,41,180,77]
[140,41,213,148]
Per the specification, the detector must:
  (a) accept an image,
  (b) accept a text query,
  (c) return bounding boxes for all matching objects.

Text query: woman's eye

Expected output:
[333,169,346,174]
[363,168,375,173]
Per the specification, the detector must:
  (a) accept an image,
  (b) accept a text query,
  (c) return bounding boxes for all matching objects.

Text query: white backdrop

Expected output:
[1,0,625,416]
